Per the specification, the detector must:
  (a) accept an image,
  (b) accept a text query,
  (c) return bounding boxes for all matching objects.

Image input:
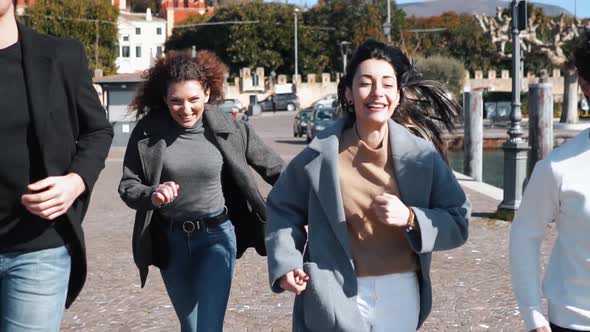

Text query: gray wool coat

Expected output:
[265,117,471,331]
[119,110,284,287]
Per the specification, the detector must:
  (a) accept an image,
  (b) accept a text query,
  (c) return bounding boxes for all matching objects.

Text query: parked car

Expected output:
[293,108,314,137]
[306,107,339,142]
[312,94,337,109]
[205,99,248,120]
[259,93,299,112]
[224,98,245,112]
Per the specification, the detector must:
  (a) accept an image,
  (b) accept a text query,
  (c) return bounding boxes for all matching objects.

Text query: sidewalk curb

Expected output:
[454,171,503,202]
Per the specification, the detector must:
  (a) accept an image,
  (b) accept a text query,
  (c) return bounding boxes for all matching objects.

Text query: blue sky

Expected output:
[268,0,590,18]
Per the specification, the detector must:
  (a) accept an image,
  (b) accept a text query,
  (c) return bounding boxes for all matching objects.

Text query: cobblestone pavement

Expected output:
[62,113,556,331]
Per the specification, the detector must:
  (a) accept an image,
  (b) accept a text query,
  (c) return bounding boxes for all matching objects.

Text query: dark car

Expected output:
[306,107,339,142]
[260,93,299,112]
[205,99,248,120]
[292,108,313,137]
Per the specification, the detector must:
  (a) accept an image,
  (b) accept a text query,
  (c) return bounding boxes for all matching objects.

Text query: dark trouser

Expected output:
[160,218,236,332]
[551,322,584,332]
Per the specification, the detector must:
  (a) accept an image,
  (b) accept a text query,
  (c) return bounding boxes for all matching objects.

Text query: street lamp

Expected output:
[497,0,528,219]
[294,8,299,80]
[383,0,391,42]
[339,41,351,74]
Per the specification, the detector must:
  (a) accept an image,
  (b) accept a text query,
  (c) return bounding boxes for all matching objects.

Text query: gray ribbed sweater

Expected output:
[158,119,225,221]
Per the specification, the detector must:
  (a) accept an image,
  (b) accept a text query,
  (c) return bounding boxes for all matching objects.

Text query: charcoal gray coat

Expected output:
[265,117,471,331]
[119,110,284,287]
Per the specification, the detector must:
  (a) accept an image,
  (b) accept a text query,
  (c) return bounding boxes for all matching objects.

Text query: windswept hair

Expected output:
[337,40,461,161]
[129,50,228,119]
[574,30,590,82]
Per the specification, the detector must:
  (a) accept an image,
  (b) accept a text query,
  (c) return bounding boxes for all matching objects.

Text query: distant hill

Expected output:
[399,0,574,18]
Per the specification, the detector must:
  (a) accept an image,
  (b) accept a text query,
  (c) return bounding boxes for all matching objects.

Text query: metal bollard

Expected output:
[527,83,553,177]
[463,91,483,182]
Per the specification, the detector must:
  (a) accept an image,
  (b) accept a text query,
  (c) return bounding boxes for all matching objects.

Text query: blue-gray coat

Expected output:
[265,117,471,331]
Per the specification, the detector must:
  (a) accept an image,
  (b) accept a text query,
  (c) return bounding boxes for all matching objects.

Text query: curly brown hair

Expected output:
[129,49,228,119]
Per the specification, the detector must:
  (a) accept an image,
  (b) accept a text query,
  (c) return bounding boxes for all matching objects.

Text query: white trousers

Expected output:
[356,272,420,332]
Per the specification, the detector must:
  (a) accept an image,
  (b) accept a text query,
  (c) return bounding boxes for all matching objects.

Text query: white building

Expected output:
[116,9,167,74]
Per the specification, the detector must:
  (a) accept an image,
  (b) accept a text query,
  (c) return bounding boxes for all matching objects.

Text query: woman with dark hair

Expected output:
[265,40,471,331]
[118,50,283,331]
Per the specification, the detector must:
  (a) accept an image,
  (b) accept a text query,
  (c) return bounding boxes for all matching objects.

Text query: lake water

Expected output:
[447,150,505,189]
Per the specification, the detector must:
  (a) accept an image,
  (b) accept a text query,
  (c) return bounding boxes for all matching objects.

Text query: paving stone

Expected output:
[62,114,557,331]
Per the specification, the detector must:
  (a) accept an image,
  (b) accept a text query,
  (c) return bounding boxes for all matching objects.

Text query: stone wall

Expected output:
[227,67,577,111]
[94,66,577,116]
[465,68,567,102]
[228,70,338,109]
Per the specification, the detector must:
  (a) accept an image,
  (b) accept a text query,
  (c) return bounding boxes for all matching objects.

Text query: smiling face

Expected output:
[346,59,399,131]
[165,80,210,128]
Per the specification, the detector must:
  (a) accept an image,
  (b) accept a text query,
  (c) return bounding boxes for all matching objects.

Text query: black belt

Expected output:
[170,211,229,234]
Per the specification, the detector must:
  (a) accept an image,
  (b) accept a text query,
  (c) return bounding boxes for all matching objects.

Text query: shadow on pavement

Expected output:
[472,212,497,219]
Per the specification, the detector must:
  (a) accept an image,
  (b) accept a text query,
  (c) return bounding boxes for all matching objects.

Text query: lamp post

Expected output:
[384,0,392,42]
[497,0,529,219]
[339,41,351,74]
[294,8,299,79]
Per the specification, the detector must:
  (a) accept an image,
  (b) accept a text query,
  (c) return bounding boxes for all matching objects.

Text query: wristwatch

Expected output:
[405,207,416,232]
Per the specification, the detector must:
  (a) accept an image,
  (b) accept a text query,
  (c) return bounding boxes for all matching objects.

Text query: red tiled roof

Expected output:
[160,0,213,24]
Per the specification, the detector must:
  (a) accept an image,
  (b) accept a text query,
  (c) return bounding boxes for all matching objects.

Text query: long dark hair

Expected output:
[129,50,228,119]
[337,40,461,160]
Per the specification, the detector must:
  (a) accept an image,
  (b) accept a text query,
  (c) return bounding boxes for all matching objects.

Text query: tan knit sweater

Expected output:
[338,125,419,277]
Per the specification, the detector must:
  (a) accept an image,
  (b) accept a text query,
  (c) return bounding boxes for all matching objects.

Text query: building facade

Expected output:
[116,9,167,74]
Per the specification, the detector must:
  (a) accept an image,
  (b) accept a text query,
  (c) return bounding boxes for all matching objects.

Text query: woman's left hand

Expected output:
[373,193,411,227]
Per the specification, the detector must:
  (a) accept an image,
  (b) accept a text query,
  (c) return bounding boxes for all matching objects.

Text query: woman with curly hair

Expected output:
[118,50,284,331]
[265,40,471,331]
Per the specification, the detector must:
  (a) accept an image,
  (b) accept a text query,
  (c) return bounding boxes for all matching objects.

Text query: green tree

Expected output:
[130,0,160,13]
[377,0,406,44]
[403,12,501,72]
[414,55,465,98]
[303,0,400,74]
[166,0,408,76]
[166,1,327,76]
[26,0,119,74]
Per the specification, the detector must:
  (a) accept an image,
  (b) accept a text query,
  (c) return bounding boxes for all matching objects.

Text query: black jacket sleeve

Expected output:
[118,122,158,211]
[67,41,113,193]
[242,120,284,185]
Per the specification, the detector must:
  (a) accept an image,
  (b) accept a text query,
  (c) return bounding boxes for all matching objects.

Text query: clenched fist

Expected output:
[21,173,86,221]
[151,181,180,207]
[373,193,411,227]
[280,269,309,295]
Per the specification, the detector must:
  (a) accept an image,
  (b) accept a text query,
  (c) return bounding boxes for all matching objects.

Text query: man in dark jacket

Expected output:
[0,1,113,330]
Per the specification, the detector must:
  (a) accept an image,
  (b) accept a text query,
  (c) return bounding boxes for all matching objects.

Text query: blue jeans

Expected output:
[159,217,237,332]
[0,245,71,332]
